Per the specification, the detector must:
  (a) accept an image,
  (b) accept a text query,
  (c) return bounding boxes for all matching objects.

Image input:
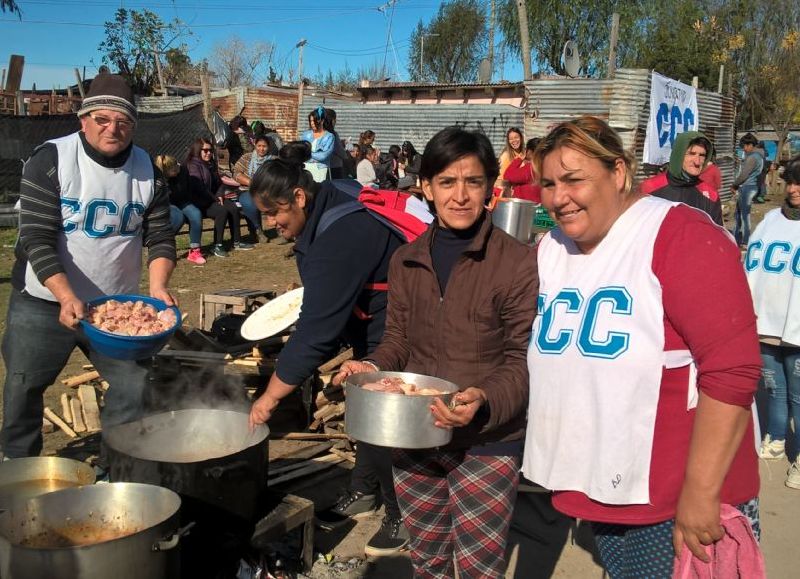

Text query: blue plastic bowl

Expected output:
[79,294,181,360]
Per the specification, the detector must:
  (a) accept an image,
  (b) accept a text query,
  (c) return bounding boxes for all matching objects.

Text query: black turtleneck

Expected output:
[431,212,484,294]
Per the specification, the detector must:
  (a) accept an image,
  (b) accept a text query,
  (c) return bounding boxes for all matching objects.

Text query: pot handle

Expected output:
[203,460,250,480]
[152,521,196,552]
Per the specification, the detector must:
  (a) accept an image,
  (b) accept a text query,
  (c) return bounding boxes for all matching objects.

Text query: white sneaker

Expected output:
[786,459,800,490]
[759,435,786,460]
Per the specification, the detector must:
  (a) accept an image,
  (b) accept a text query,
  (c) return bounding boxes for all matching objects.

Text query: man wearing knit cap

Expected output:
[0,73,177,462]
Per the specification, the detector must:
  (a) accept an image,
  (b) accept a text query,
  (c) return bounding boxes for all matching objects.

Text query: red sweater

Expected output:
[503,158,542,203]
[553,205,761,525]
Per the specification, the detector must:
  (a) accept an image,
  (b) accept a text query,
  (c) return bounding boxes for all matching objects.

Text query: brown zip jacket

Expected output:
[369,213,539,449]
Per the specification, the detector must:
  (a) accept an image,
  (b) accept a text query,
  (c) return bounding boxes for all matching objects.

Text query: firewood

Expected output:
[42,417,54,434]
[43,407,77,438]
[268,453,342,477]
[251,347,262,359]
[70,397,87,433]
[78,385,102,433]
[329,448,356,464]
[99,380,110,391]
[62,370,99,388]
[81,364,95,371]
[60,393,73,424]
[273,432,350,441]
[318,348,353,374]
[313,402,345,423]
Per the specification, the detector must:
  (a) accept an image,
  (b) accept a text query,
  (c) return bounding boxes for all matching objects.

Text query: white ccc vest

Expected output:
[745,208,800,346]
[523,196,681,505]
[24,132,155,302]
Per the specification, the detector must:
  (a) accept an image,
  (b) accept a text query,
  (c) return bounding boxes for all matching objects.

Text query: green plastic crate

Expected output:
[533,206,556,229]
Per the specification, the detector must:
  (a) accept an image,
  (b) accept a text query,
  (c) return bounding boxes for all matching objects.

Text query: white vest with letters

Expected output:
[746,208,800,346]
[523,196,681,505]
[24,132,155,302]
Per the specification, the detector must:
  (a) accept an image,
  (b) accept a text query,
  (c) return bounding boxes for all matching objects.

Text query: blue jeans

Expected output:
[237,191,261,234]
[734,185,758,245]
[1,290,152,458]
[169,204,203,247]
[760,343,800,453]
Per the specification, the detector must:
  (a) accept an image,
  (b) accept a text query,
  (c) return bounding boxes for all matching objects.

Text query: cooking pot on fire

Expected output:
[103,409,269,521]
[0,456,95,512]
[344,372,459,449]
[0,482,188,579]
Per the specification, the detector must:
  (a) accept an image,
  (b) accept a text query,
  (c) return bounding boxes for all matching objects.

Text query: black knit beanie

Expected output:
[77,73,137,122]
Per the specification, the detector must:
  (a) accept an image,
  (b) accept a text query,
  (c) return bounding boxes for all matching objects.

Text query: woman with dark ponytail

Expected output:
[248,143,410,556]
[300,106,335,181]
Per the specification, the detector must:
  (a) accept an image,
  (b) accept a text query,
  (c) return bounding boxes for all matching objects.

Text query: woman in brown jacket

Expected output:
[335,127,538,577]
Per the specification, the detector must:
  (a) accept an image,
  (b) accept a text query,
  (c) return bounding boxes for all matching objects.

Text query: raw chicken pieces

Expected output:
[88,300,177,336]
[361,377,446,396]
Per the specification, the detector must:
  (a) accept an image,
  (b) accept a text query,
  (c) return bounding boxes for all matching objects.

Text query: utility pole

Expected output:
[153,51,166,97]
[379,0,398,79]
[607,12,620,79]
[296,38,307,106]
[717,64,725,93]
[515,1,531,80]
[487,0,495,82]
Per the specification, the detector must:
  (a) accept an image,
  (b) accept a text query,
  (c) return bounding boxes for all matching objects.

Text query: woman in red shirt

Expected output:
[503,138,542,203]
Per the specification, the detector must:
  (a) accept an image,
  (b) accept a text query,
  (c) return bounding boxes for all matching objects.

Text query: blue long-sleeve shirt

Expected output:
[300,129,335,166]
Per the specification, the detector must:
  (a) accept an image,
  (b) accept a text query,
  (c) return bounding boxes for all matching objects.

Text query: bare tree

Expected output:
[1,0,21,17]
[209,35,275,88]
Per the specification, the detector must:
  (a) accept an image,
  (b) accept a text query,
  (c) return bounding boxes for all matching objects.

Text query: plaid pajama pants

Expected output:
[393,449,519,579]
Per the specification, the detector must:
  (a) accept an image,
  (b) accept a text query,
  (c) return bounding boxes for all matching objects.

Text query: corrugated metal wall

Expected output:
[523,69,737,199]
[298,95,525,152]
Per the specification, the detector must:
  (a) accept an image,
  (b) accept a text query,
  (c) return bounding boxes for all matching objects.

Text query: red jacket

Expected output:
[503,158,541,203]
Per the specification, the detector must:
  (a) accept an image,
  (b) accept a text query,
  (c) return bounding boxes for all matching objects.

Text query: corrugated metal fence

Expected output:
[298,95,525,152]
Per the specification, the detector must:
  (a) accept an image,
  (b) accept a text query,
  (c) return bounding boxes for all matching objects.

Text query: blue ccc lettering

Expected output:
[536,287,632,359]
[745,240,800,276]
[62,198,145,237]
[657,103,696,147]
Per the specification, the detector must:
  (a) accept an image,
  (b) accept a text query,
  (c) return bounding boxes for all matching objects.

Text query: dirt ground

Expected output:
[0,183,797,578]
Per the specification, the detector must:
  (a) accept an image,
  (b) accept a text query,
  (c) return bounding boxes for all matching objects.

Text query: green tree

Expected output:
[163,47,203,86]
[496,0,650,76]
[408,0,488,83]
[97,8,189,94]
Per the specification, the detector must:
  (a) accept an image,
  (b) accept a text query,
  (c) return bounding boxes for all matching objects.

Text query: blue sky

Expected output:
[0,0,521,90]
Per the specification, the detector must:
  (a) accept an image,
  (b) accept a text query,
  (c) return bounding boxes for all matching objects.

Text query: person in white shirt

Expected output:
[356,145,379,188]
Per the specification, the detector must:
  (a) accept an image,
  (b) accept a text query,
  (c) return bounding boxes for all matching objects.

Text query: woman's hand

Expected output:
[150,286,177,307]
[672,485,723,563]
[249,393,280,429]
[332,360,379,386]
[430,387,486,429]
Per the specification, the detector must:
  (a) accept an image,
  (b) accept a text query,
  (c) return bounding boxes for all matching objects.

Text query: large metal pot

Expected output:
[0,457,95,512]
[103,409,269,521]
[491,197,538,243]
[345,372,459,449]
[0,482,187,579]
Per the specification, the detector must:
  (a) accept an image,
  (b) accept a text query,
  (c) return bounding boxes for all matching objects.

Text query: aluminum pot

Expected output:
[0,482,187,579]
[491,197,537,243]
[344,372,459,449]
[103,409,269,521]
[0,457,95,512]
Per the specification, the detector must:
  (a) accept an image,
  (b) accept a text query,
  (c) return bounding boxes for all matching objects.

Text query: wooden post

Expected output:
[717,64,724,94]
[15,90,23,116]
[692,76,699,89]
[154,51,167,97]
[607,12,620,79]
[296,39,307,107]
[515,1,531,80]
[74,68,85,98]
[201,65,212,130]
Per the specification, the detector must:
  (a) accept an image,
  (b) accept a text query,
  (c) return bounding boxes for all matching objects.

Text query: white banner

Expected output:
[642,72,700,166]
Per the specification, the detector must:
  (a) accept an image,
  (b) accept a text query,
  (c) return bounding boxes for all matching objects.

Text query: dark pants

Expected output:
[350,441,400,519]
[204,200,241,245]
[1,289,151,458]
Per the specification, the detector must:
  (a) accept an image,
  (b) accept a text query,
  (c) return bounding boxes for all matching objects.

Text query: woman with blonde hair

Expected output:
[523,116,761,577]
[494,127,525,193]
[156,154,206,264]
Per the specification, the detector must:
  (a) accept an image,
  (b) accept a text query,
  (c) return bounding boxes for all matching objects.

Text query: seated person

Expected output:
[356,145,379,188]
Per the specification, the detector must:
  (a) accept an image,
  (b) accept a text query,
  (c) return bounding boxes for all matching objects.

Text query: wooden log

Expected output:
[273,432,350,441]
[70,398,87,433]
[78,385,102,432]
[62,370,100,388]
[268,457,345,486]
[42,417,54,434]
[317,348,353,374]
[99,380,110,391]
[60,393,73,424]
[251,346,262,359]
[81,364,95,371]
[312,402,345,423]
[43,407,77,438]
[268,453,342,477]
[329,448,356,464]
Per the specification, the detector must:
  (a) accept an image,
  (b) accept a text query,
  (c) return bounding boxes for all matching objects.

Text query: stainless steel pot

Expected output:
[491,197,538,243]
[0,482,187,579]
[0,457,95,512]
[103,409,269,520]
[344,372,459,448]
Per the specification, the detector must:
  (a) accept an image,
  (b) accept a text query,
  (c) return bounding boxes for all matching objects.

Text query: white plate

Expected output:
[240,287,304,341]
